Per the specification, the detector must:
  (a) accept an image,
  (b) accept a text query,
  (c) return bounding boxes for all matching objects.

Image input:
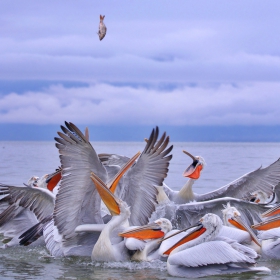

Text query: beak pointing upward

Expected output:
[182,150,203,179]
[90,172,121,216]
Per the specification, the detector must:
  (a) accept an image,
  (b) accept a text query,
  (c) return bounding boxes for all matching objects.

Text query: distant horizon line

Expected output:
[1,140,279,143]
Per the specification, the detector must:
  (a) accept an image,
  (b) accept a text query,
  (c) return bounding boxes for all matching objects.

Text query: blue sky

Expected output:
[1,1,280,141]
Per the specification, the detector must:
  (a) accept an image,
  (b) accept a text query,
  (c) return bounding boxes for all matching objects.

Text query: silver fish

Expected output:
[98,15,107,41]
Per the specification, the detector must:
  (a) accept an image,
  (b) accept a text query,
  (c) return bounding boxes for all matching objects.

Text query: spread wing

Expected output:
[0,184,55,223]
[197,158,280,202]
[53,122,107,244]
[174,197,270,230]
[119,127,173,226]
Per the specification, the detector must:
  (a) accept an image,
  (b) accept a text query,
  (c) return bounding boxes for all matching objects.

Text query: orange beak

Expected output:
[108,151,141,194]
[261,204,280,218]
[45,167,62,192]
[228,215,261,247]
[90,172,120,216]
[119,223,164,240]
[252,216,280,231]
[182,150,202,179]
[161,222,206,255]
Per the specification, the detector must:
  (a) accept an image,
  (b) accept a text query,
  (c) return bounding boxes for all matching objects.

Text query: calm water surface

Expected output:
[0,141,280,279]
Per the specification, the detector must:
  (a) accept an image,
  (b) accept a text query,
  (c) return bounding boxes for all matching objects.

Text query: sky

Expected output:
[0,0,280,141]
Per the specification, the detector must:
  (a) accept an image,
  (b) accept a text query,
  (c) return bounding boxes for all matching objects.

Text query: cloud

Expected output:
[1,50,280,84]
[0,0,280,131]
[0,82,279,126]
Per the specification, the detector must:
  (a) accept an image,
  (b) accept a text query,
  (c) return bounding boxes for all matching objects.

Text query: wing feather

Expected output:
[0,184,55,223]
[198,158,280,201]
[168,240,256,267]
[174,197,270,230]
[120,127,173,226]
[53,122,107,245]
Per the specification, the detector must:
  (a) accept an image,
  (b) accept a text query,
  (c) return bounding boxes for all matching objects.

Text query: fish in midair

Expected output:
[98,15,107,41]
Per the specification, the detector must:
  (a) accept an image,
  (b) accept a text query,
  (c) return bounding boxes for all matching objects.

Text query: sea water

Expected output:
[0,141,280,279]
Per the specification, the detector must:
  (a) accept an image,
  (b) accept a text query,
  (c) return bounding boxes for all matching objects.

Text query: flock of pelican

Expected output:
[1,121,280,278]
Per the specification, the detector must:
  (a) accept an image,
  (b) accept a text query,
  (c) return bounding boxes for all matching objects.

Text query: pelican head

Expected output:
[222,203,242,225]
[199,213,223,235]
[182,150,206,179]
[26,176,40,187]
[154,218,172,234]
[247,190,271,204]
[222,203,261,246]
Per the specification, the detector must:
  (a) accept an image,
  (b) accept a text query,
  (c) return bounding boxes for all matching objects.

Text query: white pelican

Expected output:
[252,203,280,259]
[0,169,60,247]
[160,213,270,278]
[163,151,280,204]
[18,122,173,257]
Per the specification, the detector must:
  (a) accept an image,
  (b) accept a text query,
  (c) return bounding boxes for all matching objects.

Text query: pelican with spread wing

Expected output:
[162,150,280,204]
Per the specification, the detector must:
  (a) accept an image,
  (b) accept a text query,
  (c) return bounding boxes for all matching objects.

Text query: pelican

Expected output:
[162,151,280,204]
[252,203,280,259]
[18,122,173,257]
[0,168,61,247]
[159,213,270,278]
